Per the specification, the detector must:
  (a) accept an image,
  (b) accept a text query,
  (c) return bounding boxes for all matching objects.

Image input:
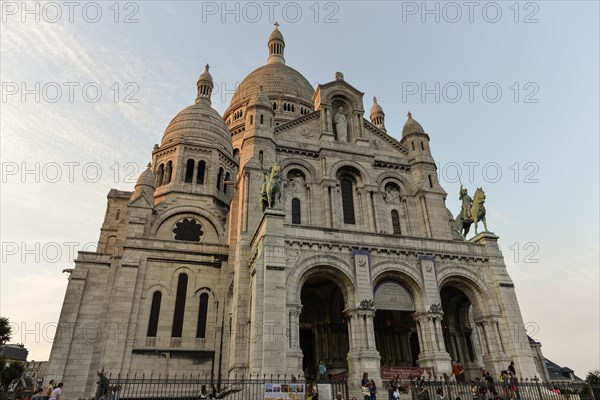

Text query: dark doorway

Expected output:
[374,310,420,367]
[300,328,316,375]
[299,276,349,379]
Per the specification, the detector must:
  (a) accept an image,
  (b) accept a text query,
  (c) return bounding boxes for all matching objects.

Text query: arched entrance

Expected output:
[440,285,484,379]
[299,276,349,379]
[373,281,420,367]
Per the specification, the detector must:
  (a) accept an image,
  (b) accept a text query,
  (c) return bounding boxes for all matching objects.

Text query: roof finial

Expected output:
[205,64,209,72]
[373,96,378,103]
[274,21,279,28]
[146,162,152,168]
[408,111,412,119]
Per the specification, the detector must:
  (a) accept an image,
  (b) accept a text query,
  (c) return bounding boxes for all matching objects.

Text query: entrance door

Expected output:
[299,277,349,380]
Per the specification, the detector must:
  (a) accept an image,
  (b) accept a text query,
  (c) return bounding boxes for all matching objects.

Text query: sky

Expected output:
[1,0,598,379]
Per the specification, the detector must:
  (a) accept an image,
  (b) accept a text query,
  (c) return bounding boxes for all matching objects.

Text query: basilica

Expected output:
[46,25,546,397]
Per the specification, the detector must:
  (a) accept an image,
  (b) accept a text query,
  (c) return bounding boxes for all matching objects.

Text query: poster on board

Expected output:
[264,383,305,400]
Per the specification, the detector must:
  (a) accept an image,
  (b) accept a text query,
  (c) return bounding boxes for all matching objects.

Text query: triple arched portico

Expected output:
[286,256,509,387]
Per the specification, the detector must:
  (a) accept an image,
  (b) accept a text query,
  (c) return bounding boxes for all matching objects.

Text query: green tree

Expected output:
[0,317,12,345]
[0,359,25,390]
[586,370,600,384]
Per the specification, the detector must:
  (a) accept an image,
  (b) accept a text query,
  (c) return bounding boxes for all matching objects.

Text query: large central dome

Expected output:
[224,24,315,127]
[229,63,314,107]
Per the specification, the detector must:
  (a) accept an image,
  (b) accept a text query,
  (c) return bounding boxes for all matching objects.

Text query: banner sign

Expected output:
[419,255,441,308]
[380,366,435,380]
[353,249,373,305]
[264,383,305,400]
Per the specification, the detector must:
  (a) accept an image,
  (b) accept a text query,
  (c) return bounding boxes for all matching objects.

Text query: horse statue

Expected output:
[454,187,489,238]
[260,160,281,212]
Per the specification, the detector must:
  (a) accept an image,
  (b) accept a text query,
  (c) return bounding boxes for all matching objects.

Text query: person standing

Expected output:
[362,373,371,400]
[49,383,63,400]
[42,380,55,400]
[369,379,377,400]
[319,361,327,381]
[508,362,516,376]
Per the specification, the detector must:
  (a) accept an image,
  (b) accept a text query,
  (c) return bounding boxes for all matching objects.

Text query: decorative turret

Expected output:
[195,64,214,104]
[246,85,276,135]
[402,111,425,138]
[132,163,155,202]
[370,96,385,131]
[267,22,285,65]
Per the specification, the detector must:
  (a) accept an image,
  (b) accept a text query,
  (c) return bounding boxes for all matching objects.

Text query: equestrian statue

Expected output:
[454,184,489,238]
[259,155,282,212]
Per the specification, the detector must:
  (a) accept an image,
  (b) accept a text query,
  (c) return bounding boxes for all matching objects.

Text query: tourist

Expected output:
[484,372,497,398]
[362,373,371,399]
[387,375,401,400]
[199,384,209,399]
[49,383,63,400]
[308,379,319,400]
[319,360,327,381]
[508,362,516,376]
[369,379,378,400]
[42,380,55,400]
[417,379,430,400]
[470,381,479,400]
[456,362,465,383]
[436,388,445,400]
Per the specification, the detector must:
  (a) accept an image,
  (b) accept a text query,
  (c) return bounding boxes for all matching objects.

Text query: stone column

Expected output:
[286,304,304,376]
[345,308,381,394]
[413,312,452,376]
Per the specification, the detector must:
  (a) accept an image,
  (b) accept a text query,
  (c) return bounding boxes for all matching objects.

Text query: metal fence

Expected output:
[94,371,348,400]
[90,371,599,400]
[403,379,599,400]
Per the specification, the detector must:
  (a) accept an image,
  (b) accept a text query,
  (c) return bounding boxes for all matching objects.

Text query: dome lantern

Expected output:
[195,64,214,104]
[267,22,285,65]
[370,96,385,130]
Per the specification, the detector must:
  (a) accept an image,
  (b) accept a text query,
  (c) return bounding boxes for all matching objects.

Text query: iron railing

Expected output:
[93,371,348,400]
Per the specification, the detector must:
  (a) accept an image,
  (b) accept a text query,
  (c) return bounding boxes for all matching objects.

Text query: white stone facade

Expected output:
[46,26,540,398]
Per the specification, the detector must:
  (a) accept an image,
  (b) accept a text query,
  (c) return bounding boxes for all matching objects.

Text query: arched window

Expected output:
[156,164,164,186]
[273,102,277,111]
[291,198,301,224]
[147,291,162,337]
[165,161,173,184]
[224,172,231,194]
[216,167,223,191]
[171,273,188,337]
[197,161,205,184]
[391,210,401,234]
[341,177,355,224]
[260,114,264,125]
[250,115,253,125]
[185,159,194,183]
[115,209,121,220]
[196,293,209,339]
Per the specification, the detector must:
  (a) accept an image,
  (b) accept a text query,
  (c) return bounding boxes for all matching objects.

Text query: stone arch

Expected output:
[146,283,169,297]
[438,265,494,318]
[329,160,372,186]
[376,171,411,195]
[280,158,317,182]
[193,286,217,300]
[170,266,194,296]
[371,261,427,311]
[327,90,362,111]
[286,254,355,307]
[151,205,224,240]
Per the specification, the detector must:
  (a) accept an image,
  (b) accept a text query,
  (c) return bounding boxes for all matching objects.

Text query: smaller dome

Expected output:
[402,112,425,138]
[370,97,384,116]
[136,163,155,188]
[249,85,272,109]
